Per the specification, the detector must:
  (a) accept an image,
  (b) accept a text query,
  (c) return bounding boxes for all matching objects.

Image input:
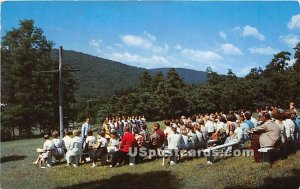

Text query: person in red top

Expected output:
[154,123,165,147]
[111,126,136,167]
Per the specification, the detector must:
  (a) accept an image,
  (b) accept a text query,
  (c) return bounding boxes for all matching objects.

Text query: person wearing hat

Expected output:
[167,124,185,165]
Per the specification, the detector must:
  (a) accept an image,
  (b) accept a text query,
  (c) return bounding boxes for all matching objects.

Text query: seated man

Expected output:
[66,130,83,167]
[247,112,280,162]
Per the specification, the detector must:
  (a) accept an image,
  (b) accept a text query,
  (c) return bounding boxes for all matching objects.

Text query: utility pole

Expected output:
[58,46,64,139]
[41,46,79,139]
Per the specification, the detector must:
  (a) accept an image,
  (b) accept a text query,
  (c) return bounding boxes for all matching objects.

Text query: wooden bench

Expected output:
[203,140,240,164]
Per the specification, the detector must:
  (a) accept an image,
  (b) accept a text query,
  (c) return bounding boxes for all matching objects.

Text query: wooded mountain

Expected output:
[149,68,207,84]
[51,49,207,100]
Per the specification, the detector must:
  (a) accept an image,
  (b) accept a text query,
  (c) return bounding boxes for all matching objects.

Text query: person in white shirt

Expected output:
[198,119,208,141]
[164,120,173,146]
[107,130,120,153]
[167,124,185,165]
[223,120,243,153]
[216,118,227,132]
[283,111,296,140]
[205,117,215,137]
[63,130,73,151]
[66,130,83,167]
[85,130,96,147]
[52,131,66,162]
[84,129,96,162]
[91,129,108,167]
[33,135,55,168]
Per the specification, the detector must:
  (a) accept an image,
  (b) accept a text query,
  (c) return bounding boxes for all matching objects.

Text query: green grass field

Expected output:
[1,121,300,189]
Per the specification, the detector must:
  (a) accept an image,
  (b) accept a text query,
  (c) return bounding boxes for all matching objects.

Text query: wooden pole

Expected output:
[59,46,64,139]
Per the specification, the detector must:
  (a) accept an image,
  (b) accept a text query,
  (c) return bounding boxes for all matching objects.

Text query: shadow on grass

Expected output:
[224,169,300,189]
[56,170,180,189]
[0,155,27,163]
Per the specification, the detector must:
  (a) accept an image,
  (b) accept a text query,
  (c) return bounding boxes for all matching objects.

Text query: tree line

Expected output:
[96,44,300,122]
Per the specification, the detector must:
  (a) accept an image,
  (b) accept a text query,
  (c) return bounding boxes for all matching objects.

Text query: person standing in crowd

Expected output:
[81,118,91,144]
[103,119,111,142]
[247,113,280,163]
[140,124,150,149]
[111,126,136,167]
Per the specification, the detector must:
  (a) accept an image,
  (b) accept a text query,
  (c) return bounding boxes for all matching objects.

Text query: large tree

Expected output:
[1,19,78,139]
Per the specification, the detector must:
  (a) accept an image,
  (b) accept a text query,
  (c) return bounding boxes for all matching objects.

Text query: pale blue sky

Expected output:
[2,1,300,76]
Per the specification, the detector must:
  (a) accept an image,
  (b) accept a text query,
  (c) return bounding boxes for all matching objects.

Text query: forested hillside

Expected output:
[51,50,146,100]
[149,68,207,84]
[51,50,207,100]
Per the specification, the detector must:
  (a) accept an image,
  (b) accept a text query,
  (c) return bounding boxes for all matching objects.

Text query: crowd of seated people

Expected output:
[33,103,300,168]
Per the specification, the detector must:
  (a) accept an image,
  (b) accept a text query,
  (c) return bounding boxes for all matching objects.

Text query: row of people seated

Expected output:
[34,107,299,168]
[33,130,82,168]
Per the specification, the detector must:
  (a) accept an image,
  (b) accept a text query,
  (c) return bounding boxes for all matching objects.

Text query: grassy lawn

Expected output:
[1,123,300,189]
